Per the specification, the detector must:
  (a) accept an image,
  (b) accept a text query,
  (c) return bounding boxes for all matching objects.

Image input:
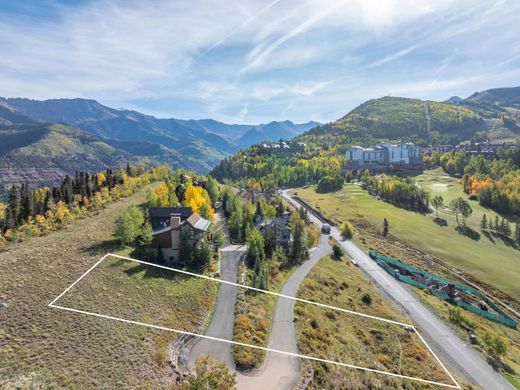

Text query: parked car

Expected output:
[321,223,331,234]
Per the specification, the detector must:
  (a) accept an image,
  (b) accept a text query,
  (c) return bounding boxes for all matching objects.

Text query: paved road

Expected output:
[282,190,514,390]
[188,244,245,369]
[237,234,330,390]
[188,222,331,389]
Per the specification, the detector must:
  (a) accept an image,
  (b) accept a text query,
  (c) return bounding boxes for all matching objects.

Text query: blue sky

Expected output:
[1,0,520,124]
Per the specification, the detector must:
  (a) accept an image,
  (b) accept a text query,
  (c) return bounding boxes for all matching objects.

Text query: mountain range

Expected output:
[2,86,520,196]
[0,97,318,194]
[299,86,520,150]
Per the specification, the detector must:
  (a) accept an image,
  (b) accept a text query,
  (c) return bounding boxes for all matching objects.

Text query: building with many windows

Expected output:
[345,142,422,169]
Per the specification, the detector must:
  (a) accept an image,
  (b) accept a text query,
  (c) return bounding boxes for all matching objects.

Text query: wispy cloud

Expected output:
[367,44,422,68]
[0,0,519,123]
[242,2,343,73]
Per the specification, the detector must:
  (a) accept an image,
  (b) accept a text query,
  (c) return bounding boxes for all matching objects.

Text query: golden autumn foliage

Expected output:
[184,185,215,221]
[97,172,106,187]
[469,178,493,194]
[0,202,6,220]
[154,182,170,207]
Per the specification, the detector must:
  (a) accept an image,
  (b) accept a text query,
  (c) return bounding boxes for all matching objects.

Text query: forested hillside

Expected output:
[299,96,485,150]
[211,95,489,189]
[0,123,136,195]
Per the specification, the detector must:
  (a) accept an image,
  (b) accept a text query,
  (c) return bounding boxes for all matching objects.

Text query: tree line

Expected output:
[210,145,344,192]
[221,188,311,289]
[0,163,167,245]
[359,172,430,212]
[433,146,520,215]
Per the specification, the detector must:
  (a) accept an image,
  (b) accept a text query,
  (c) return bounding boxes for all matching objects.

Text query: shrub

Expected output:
[316,175,343,193]
[361,293,372,305]
[332,243,343,259]
[340,221,353,238]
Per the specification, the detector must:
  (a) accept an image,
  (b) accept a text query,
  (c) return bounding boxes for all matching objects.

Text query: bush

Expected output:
[361,293,372,305]
[332,243,343,259]
[316,175,343,193]
[340,221,353,238]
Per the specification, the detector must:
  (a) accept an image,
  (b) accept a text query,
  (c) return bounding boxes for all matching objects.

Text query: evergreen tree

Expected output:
[61,175,74,204]
[194,239,212,269]
[179,231,193,267]
[495,215,500,232]
[7,185,21,227]
[383,218,389,236]
[500,218,507,236]
[504,220,512,238]
[480,214,487,230]
[515,222,520,245]
[290,214,307,264]
[85,173,93,198]
[126,162,132,177]
[20,184,34,222]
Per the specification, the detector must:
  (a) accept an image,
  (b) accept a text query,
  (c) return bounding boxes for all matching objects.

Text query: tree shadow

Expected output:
[83,238,120,255]
[455,225,481,241]
[433,217,448,227]
[482,230,496,244]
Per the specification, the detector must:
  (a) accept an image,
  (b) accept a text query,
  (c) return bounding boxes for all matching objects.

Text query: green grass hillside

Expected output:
[299,96,485,148]
[293,169,520,301]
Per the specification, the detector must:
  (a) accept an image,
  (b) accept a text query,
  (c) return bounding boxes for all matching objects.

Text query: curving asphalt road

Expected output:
[188,219,331,389]
[237,234,330,390]
[282,189,514,390]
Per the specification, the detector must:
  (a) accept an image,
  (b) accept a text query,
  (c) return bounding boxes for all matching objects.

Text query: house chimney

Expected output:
[170,214,181,229]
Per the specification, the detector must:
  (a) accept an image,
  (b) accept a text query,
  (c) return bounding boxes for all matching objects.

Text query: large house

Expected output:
[345,142,422,170]
[256,214,292,249]
[149,207,211,263]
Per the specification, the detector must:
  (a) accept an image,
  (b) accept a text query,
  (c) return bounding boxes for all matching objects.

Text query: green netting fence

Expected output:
[368,250,517,329]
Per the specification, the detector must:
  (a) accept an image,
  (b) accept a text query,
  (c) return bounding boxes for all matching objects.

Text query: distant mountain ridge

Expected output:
[0,97,319,195]
[2,97,318,167]
[298,96,486,148]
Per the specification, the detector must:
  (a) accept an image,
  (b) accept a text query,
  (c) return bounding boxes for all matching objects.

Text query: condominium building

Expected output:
[345,142,422,169]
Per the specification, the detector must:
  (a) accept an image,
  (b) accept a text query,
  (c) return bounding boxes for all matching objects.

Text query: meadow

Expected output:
[0,184,218,389]
[295,168,520,301]
[295,254,457,389]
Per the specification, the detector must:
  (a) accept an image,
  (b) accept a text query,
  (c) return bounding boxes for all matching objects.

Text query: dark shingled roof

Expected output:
[149,207,192,219]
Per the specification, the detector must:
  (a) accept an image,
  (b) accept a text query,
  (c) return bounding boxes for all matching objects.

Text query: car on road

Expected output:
[321,223,331,234]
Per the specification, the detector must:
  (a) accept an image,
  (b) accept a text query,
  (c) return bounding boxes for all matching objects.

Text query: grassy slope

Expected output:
[0,184,217,388]
[294,171,520,385]
[232,264,289,370]
[296,169,520,301]
[295,255,455,389]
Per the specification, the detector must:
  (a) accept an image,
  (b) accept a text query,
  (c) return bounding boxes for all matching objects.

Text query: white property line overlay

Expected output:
[49,253,461,389]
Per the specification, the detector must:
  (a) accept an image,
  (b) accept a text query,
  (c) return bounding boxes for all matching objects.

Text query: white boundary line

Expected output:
[49,253,461,389]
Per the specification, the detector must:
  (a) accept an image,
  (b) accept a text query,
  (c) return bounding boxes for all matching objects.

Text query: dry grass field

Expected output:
[0,184,218,389]
[295,254,457,390]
